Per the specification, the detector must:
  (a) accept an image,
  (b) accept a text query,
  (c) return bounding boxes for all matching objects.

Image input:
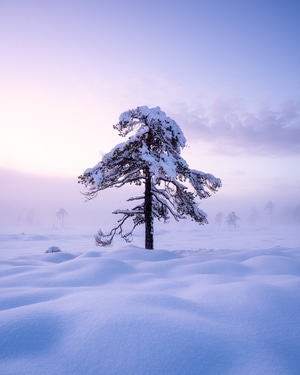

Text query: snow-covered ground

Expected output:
[1,225,300,375]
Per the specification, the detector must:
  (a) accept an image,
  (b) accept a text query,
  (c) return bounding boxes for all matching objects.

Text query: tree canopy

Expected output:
[78,106,222,249]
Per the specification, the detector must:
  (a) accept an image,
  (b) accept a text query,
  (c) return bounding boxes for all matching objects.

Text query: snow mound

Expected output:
[45,246,62,253]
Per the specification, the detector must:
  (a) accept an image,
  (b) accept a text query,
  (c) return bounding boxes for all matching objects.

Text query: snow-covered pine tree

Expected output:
[78,106,222,249]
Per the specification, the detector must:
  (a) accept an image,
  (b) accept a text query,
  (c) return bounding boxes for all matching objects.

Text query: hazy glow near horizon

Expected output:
[0,1,299,200]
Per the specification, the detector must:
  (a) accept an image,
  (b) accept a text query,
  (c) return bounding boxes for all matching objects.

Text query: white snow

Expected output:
[1,225,300,375]
[117,106,187,150]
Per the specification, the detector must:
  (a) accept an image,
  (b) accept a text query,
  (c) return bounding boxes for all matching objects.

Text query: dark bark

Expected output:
[144,166,154,249]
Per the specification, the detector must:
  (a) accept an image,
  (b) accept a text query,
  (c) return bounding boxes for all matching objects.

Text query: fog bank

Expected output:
[1,168,299,235]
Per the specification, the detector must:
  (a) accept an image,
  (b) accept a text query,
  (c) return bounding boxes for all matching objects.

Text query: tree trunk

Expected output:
[144,166,154,249]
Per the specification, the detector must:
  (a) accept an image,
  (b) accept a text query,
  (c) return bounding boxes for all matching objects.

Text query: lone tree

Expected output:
[265,201,275,225]
[78,106,221,249]
[226,211,240,229]
[56,207,68,228]
[215,212,224,227]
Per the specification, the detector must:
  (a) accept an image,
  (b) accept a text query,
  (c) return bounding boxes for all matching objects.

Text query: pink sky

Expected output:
[0,0,299,203]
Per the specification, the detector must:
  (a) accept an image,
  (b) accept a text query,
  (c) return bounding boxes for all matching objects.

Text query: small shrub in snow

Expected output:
[45,246,62,253]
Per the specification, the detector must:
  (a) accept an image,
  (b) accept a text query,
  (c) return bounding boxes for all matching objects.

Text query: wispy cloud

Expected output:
[171,99,300,156]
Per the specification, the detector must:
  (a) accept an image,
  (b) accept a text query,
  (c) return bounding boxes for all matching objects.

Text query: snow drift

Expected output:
[0,227,300,374]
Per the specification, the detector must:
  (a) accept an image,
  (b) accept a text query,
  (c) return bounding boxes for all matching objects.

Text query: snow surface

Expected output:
[1,225,300,375]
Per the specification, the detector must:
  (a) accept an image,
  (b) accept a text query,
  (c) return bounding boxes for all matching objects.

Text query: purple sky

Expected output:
[0,0,299,204]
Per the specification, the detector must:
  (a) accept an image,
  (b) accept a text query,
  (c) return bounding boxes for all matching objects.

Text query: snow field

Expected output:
[0,228,300,374]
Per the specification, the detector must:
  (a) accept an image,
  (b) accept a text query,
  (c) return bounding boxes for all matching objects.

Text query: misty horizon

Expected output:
[1,167,299,238]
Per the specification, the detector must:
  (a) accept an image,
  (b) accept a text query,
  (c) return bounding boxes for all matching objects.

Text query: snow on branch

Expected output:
[189,170,222,198]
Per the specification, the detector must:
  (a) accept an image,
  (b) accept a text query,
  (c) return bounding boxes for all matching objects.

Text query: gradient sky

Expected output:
[1,0,300,204]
